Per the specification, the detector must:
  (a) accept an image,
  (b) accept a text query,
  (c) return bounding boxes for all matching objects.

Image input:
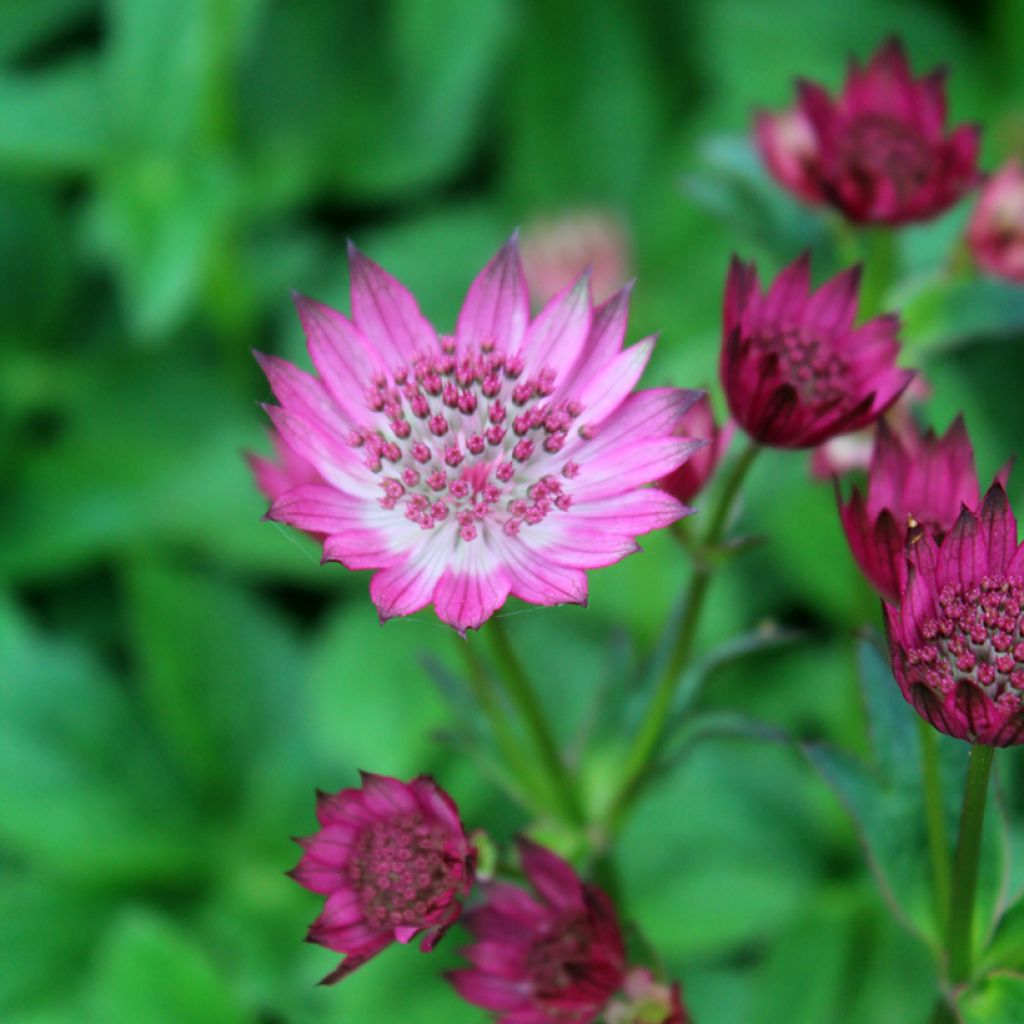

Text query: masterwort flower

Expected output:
[449,838,626,1022]
[839,415,995,603]
[966,159,1024,283]
[758,38,979,224]
[290,772,476,983]
[256,236,701,631]
[603,968,690,1024]
[885,483,1024,746]
[658,391,733,504]
[721,252,913,448]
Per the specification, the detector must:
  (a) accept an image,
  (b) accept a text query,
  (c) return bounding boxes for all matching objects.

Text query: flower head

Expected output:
[839,416,990,603]
[966,159,1024,282]
[603,968,690,1024]
[257,237,700,632]
[758,39,979,224]
[658,392,732,504]
[885,483,1024,745]
[449,838,626,1022]
[720,252,912,448]
[290,772,476,984]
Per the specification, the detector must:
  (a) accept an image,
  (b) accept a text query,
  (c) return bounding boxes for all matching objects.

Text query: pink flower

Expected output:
[884,484,1024,745]
[520,211,630,308]
[258,237,700,632]
[289,772,476,984]
[759,39,980,224]
[839,416,990,603]
[658,392,732,504]
[754,107,825,206]
[604,968,691,1024]
[966,159,1024,282]
[449,838,626,1023]
[720,252,913,449]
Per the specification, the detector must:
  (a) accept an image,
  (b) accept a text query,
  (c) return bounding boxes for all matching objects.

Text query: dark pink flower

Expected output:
[604,968,691,1024]
[720,252,913,449]
[966,159,1024,282]
[754,107,825,206]
[885,484,1024,745]
[658,392,732,504]
[258,237,701,632]
[759,39,979,224]
[449,838,626,1023]
[290,772,476,984]
[839,416,988,603]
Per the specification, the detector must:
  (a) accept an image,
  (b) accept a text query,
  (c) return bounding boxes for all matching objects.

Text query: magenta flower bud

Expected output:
[885,484,1024,746]
[289,772,477,984]
[658,392,733,504]
[605,968,691,1024]
[966,160,1024,283]
[256,236,703,632]
[720,252,913,449]
[758,38,980,224]
[449,838,626,1022]
[839,416,988,604]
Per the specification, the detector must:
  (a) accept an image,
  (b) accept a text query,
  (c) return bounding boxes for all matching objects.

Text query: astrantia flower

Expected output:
[658,392,732,504]
[290,772,476,983]
[449,838,626,1022]
[721,252,913,448]
[258,237,700,631]
[885,484,1024,745]
[603,968,690,1024]
[839,416,990,603]
[759,38,979,224]
[966,159,1024,282]
[248,431,325,507]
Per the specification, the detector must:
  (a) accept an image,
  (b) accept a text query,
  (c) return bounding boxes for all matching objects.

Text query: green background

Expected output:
[4,1,1024,1021]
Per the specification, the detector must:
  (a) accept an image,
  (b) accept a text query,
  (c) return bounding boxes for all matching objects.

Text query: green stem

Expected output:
[947,743,995,985]
[919,719,952,933]
[608,440,761,825]
[858,227,898,320]
[487,616,585,826]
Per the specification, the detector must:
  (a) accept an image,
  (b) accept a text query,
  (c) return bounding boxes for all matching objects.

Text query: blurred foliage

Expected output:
[4,0,1024,1021]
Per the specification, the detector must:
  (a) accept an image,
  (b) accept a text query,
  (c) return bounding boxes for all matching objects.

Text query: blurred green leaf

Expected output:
[981,897,1024,975]
[0,0,95,63]
[958,972,1024,1023]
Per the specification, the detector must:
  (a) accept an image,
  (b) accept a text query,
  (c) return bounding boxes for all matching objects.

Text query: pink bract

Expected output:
[604,968,691,1024]
[449,838,626,1023]
[758,39,980,224]
[289,772,476,984]
[885,484,1024,746]
[839,416,990,604]
[256,237,701,632]
[966,159,1024,283]
[658,391,732,504]
[720,252,913,449]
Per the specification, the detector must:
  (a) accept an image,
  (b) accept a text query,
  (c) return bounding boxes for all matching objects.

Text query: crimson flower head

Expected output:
[839,416,989,604]
[885,484,1024,746]
[966,160,1024,283]
[256,236,700,632]
[757,39,979,224]
[290,772,476,984]
[658,391,732,504]
[449,838,626,1022]
[720,252,912,449]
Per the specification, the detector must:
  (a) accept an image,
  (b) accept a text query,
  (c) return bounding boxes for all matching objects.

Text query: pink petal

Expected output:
[456,234,530,355]
[518,274,593,381]
[572,438,706,501]
[573,337,655,430]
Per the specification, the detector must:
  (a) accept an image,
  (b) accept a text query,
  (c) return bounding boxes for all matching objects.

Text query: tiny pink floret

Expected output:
[255,236,701,631]
[966,160,1024,283]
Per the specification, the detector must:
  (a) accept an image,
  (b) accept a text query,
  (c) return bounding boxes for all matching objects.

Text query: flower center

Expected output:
[842,115,932,198]
[907,574,1024,709]
[528,914,593,998]
[354,339,584,542]
[347,813,460,929]
[760,325,849,403]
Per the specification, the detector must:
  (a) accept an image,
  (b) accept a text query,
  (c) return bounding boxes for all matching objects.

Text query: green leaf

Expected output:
[958,972,1024,1023]
[980,898,1024,974]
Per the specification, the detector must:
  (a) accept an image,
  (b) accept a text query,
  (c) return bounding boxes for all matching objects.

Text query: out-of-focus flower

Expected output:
[758,39,979,224]
[966,159,1024,282]
[449,838,626,1022]
[258,237,701,632]
[754,107,825,206]
[885,484,1024,745]
[658,392,731,504]
[811,374,930,479]
[290,772,476,984]
[521,211,631,308]
[720,252,912,449]
[839,415,991,603]
[603,968,690,1024]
